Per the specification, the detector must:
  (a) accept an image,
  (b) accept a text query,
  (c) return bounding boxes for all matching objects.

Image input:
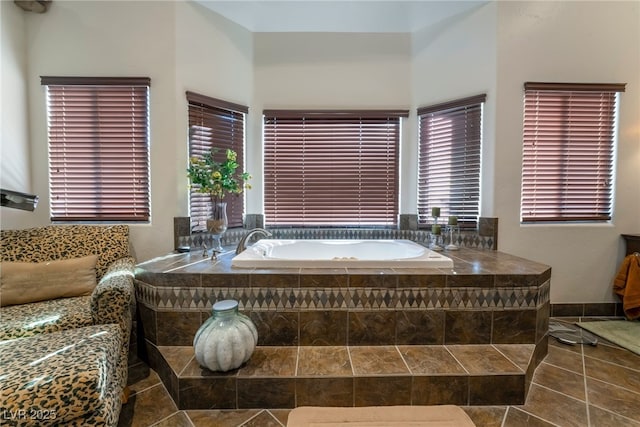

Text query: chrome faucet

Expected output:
[235,228,273,255]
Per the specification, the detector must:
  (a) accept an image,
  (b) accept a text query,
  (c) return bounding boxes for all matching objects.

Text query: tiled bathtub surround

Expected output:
[135,248,550,348]
[136,236,549,408]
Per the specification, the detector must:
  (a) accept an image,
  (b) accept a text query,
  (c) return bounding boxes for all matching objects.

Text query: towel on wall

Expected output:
[613,253,640,320]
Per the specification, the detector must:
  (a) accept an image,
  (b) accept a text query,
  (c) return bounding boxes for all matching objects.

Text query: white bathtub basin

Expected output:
[231,239,453,269]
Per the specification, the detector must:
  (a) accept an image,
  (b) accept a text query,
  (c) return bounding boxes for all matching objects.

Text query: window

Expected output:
[263,110,407,226]
[42,76,150,222]
[187,91,248,231]
[417,95,485,228]
[521,82,625,223]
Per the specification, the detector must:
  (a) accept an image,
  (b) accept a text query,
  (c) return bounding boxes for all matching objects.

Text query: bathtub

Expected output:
[231,239,453,269]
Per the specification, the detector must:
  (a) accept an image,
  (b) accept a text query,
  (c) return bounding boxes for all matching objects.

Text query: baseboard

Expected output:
[551,302,623,318]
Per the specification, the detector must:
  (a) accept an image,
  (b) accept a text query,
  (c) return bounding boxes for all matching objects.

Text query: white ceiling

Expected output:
[195,1,487,33]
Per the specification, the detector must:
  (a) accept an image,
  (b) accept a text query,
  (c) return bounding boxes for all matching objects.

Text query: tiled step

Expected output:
[150,343,539,410]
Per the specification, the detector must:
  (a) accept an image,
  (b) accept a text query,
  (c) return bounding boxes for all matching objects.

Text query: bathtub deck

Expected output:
[152,343,540,409]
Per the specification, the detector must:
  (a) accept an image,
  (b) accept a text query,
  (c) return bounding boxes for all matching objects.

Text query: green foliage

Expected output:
[187,148,251,203]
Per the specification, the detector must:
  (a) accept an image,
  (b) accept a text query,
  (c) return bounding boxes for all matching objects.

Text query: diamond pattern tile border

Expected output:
[135,281,550,312]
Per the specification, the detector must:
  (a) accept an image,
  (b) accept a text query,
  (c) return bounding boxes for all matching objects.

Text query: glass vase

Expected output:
[430,233,443,251]
[206,201,228,252]
[446,225,460,250]
[193,300,258,372]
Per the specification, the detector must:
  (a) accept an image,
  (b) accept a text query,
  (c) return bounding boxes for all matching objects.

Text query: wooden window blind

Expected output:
[263,110,408,226]
[521,82,625,223]
[417,95,485,228]
[42,76,150,222]
[187,91,248,231]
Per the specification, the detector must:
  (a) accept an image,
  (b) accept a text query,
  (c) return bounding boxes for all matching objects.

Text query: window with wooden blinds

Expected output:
[417,95,485,228]
[263,110,407,226]
[42,76,150,222]
[187,91,248,231]
[521,82,625,223]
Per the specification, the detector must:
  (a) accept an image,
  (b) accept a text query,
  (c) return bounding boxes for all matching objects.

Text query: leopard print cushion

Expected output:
[0,324,123,427]
[0,225,131,279]
[0,296,93,341]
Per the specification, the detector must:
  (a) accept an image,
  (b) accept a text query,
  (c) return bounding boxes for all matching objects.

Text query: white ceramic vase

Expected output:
[193,299,258,372]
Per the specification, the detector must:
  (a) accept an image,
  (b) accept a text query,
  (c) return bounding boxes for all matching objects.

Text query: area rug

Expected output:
[287,405,476,427]
[577,320,640,356]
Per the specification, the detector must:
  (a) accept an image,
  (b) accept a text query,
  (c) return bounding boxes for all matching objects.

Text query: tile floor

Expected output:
[118,318,640,427]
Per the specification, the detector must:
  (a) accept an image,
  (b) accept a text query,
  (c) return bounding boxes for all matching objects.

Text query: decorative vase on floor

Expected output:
[207,201,228,252]
[193,299,258,372]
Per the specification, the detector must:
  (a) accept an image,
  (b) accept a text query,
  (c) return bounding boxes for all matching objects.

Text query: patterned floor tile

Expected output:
[186,409,261,427]
[587,377,640,422]
[518,384,588,427]
[461,406,506,427]
[118,384,178,427]
[532,362,585,401]
[503,407,555,427]
[151,411,192,427]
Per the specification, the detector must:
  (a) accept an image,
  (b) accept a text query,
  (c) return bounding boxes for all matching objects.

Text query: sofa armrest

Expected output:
[91,257,136,328]
[91,257,135,329]
[91,257,135,390]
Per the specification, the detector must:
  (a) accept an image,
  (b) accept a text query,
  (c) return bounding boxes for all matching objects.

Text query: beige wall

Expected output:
[410,2,497,216]
[2,1,639,303]
[410,0,640,302]
[494,1,640,303]
[252,32,412,212]
[19,1,179,261]
[0,1,32,225]
[176,1,254,213]
[2,1,253,262]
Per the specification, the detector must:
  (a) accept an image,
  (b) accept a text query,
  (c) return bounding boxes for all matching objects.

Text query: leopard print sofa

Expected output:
[0,225,136,426]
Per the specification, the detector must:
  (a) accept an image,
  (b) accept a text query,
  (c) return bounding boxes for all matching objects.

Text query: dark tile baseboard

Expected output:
[550,302,623,317]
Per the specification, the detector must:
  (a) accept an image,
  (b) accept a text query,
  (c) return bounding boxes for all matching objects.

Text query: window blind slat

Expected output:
[521,84,622,222]
[263,112,401,226]
[44,78,150,222]
[188,92,247,231]
[417,97,484,227]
